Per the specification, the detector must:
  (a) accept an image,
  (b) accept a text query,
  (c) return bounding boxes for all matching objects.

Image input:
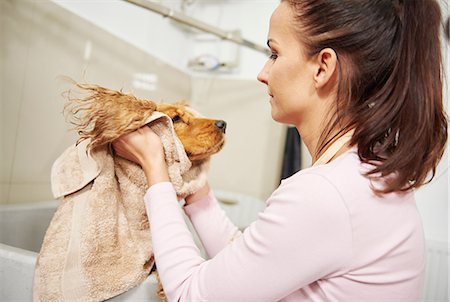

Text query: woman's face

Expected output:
[257,2,317,127]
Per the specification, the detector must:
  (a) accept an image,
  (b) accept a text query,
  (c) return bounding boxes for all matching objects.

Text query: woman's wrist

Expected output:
[141,157,170,187]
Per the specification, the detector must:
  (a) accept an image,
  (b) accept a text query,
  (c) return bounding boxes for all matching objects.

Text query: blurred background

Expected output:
[0,0,449,300]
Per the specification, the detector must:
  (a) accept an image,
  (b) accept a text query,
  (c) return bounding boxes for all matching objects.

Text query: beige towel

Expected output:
[33,111,209,302]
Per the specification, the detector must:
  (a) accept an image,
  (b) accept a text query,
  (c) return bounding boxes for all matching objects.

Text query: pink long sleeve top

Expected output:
[144,148,425,301]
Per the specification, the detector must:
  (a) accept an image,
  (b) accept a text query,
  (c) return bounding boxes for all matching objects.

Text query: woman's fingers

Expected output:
[112,126,165,166]
[112,134,140,163]
[112,126,169,186]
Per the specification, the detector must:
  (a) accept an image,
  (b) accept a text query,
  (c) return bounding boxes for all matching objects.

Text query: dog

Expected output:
[62,82,226,301]
[63,82,226,166]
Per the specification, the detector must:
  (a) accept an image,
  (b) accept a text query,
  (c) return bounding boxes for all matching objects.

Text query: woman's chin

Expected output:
[271,110,283,123]
[271,111,295,126]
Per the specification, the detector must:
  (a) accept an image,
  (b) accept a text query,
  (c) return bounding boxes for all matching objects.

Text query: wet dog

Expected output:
[62,82,226,301]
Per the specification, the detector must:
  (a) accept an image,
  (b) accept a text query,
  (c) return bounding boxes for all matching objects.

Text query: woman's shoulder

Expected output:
[276,147,379,207]
[279,147,415,207]
[270,151,358,210]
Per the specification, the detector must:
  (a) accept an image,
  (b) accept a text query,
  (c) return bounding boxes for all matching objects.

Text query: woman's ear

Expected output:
[313,48,338,89]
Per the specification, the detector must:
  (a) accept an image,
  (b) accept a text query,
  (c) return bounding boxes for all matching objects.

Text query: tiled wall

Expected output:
[1,0,285,204]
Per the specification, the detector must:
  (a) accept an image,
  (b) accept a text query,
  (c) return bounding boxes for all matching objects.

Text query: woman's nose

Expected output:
[257,62,269,85]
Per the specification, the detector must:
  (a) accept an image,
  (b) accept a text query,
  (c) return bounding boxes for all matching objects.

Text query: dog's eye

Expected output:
[172,115,182,123]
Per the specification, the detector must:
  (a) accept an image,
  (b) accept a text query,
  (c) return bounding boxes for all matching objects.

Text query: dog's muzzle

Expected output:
[215,120,227,133]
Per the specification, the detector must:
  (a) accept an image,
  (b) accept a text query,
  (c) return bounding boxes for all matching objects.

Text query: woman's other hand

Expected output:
[185,182,211,205]
[112,126,169,186]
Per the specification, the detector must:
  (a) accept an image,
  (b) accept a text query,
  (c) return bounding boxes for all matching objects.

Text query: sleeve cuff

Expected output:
[183,189,216,218]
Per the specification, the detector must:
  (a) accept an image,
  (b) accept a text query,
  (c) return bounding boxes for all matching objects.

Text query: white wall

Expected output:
[53,0,277,79]
[53,0,191,74]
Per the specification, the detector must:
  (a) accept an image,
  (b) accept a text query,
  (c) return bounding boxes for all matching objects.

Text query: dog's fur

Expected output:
[63,82,226,164]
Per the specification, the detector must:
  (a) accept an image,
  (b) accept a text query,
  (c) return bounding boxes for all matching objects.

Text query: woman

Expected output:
[113,0,447,301]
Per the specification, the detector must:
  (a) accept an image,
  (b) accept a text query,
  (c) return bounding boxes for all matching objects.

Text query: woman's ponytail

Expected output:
[363,0,448,192]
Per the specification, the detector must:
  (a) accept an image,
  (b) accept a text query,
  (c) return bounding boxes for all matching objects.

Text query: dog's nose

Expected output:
[215,120,227,133]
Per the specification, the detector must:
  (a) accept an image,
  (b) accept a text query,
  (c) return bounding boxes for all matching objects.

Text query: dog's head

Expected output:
[157,103,226,162]
[64,82,225,162]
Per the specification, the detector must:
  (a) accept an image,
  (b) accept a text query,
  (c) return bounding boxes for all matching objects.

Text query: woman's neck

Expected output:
[296,127,320,163]
[297,125,353,165]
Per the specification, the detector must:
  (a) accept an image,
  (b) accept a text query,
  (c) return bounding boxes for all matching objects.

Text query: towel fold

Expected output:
[34,111,209,302]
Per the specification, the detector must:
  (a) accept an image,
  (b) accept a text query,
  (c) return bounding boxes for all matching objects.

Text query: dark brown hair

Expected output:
[284,0,448,193]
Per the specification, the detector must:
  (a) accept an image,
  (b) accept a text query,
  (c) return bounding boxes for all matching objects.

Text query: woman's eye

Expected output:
[269,53,278,60]
[172,115,182,123]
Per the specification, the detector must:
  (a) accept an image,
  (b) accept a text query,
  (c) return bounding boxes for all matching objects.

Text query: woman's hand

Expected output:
[112,126,170,187]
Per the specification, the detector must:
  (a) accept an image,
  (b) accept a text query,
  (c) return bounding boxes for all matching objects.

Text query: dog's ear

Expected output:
[64,82,157,152]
